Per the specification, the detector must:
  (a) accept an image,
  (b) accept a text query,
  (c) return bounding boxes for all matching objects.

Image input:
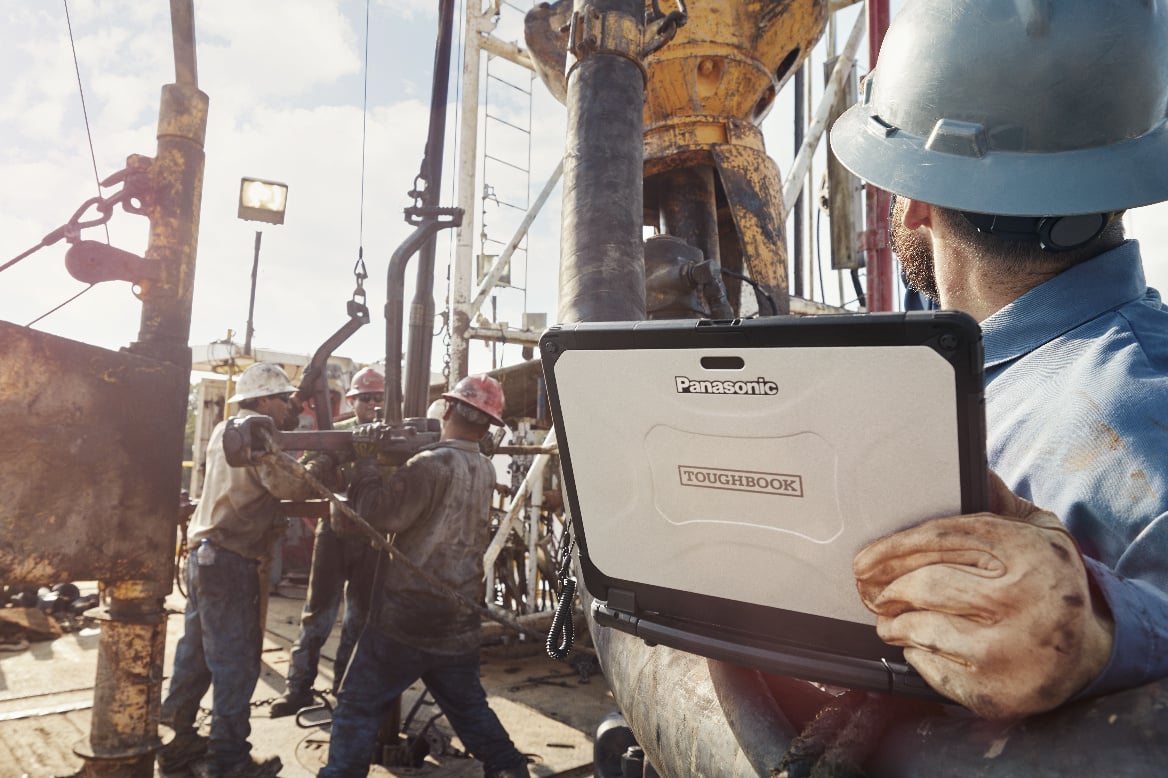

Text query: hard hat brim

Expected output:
[831,107,1168,216]
[227,380,298,404]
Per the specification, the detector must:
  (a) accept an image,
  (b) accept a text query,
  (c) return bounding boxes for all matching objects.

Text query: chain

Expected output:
[1,162,148,274]
[408,173,428,211]
[641,0,688,58]
[352,249,368,306]
[442,310,453,383]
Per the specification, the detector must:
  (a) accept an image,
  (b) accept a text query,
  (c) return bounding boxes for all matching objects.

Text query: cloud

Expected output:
[197,0,361,109]
[6,0,1165,374]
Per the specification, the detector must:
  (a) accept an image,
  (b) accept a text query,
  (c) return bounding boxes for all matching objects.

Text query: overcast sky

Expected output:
[3,1,1166,374]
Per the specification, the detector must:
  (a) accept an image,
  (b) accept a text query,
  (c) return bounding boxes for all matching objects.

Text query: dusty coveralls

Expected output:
[319,439,527,777]
[162,409,316,770]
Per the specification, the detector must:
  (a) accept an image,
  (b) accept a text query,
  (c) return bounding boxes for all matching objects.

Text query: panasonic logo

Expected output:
[674,376,779,395]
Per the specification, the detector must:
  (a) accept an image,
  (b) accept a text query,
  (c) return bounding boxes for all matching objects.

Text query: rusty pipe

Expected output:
[75,582,167,778]
[78,2,207,773]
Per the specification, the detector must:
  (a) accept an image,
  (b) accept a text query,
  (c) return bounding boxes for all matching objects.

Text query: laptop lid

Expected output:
[540,312,988,699]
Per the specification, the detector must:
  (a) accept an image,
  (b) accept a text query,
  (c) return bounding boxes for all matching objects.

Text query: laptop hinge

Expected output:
[607,588,637,613]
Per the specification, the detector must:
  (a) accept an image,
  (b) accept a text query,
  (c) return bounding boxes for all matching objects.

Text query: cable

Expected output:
[63,0,109,245]
[816,207,827,304]
[851,267,867,309]
[439,0,467,378]
[448,0,465,212]
[1,244,46,274]
[357,0,370,256]
[26,284,96,327]
[721,267,778,316]
[18,2,103,323]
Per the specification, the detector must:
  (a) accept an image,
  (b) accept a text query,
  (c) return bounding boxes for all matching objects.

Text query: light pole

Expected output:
[236,176,288,356]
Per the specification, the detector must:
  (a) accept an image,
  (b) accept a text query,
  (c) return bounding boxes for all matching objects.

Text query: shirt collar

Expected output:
[424,438,482,454]
[981,240,1149,369]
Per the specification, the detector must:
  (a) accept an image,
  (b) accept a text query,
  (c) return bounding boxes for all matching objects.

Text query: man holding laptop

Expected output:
[831,0,1168,718]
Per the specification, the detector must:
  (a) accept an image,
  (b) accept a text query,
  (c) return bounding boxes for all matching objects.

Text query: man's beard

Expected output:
[890,198,940,302]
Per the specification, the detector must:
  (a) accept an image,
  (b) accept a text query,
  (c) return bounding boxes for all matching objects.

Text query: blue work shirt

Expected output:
[982,240,1168,697]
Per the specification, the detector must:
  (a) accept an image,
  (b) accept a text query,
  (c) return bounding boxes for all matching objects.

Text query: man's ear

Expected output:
[901,197,933,231]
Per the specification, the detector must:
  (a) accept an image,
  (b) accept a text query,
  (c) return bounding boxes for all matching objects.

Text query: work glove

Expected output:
[347,422,384,506]
[301,452,341,492]
[351,422,384,461]
[853,471,1114,720]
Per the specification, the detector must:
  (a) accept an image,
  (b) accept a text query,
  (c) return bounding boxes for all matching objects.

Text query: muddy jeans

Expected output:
[320,629,526,777]
[161,542,262,771]
[286,519,378,694]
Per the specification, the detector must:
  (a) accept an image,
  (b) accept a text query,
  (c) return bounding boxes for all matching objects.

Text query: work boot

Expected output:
[269,687,314,718]
[192,754,283,778]
[156,731,209,773]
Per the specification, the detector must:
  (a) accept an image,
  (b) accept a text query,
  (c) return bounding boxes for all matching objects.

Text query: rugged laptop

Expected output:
[539,311,988,699]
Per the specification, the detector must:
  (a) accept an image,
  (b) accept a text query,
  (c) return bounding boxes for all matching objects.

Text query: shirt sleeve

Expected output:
[253,455,317,501]
[1078,541,1168,697]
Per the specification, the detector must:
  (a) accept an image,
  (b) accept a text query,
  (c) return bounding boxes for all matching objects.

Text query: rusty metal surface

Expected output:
[642,0,828,129]
[0,322,185,586]
[524,1,571,103]
[130,83,207,362]
[712,143,790,313]
[75,584,166,778]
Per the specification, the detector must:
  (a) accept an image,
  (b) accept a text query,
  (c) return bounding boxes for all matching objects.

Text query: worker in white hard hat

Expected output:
[829,0,1168,720]
[320,374,530,778]
[160,363,329,777]
[270,366,389,718]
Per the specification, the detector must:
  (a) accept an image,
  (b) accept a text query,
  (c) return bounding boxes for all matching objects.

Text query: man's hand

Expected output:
[351,422,384,460]
[853,472,1114,720]
[302,452,340,491]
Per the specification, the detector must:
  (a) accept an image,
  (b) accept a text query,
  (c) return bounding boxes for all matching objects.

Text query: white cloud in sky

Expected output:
[2,0,1166,377]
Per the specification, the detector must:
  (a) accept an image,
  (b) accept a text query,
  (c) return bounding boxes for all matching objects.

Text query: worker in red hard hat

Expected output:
[320,373,529,778]
[346,367,385,411]
[439,373,506,427]
[271,366,387,718]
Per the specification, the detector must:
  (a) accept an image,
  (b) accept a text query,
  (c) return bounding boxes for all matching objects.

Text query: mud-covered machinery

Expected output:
[526,0,828,319]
